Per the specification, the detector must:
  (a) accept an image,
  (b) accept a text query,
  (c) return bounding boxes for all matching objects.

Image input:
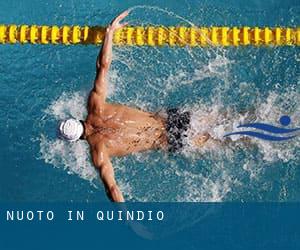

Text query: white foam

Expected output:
[176,163,233,202]
[39,73,300,202]
[253,90,300,162]
[45,91,87,120]
[37,7,299,202]
[38,73,300,203]
[39,92,98,185]
[181,89,300,162]
[39,134,97,183]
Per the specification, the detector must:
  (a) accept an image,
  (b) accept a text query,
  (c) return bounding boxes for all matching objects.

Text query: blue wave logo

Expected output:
[224,116,300,141]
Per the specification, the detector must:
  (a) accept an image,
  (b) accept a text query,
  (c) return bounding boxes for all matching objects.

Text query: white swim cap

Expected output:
[58,118,84,142]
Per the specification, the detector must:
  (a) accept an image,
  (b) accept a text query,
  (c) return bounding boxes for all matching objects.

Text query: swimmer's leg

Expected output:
[190,115,216,147]
[192,133,254,148]
[190,108,258,148]
[192,132,211,147]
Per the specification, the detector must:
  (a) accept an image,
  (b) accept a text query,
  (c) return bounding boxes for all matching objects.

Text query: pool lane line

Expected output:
[0,25,299,46]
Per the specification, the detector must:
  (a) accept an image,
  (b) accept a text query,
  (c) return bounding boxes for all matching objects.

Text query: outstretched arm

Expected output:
[93,10,129,100]
[92,143,124,202]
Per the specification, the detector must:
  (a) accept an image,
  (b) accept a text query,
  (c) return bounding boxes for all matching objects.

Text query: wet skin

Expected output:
[84,95,168,157]
[80,11,209,202]
[79,11,163,203]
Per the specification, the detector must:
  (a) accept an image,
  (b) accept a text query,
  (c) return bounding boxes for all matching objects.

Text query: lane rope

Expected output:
[0,25,299,46]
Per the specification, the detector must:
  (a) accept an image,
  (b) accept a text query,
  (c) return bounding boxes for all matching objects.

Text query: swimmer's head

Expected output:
[57,118,84,142]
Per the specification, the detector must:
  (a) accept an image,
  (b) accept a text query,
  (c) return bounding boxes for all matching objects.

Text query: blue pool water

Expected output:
[0,0,299,202]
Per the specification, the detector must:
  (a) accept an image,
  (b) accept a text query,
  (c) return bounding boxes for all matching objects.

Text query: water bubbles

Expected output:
[38,6,300,202]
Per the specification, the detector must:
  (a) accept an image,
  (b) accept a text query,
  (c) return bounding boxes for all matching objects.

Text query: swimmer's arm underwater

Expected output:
[94,11,129,101]
[92,143,125,202]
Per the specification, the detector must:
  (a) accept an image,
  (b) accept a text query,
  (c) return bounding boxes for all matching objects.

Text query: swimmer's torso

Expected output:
[85,92,167,156]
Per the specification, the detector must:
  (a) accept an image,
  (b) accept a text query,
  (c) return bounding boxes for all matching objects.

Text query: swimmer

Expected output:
[58,11,210,202]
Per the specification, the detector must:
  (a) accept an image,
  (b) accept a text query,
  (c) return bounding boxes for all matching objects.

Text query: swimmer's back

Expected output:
[86,102,168,157]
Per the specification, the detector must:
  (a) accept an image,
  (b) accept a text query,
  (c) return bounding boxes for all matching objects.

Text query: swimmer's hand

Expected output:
[107,10,129,33]
[94,11,129,101]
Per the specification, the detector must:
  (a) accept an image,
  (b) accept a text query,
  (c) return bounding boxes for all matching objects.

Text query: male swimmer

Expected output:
[58,11,210,202]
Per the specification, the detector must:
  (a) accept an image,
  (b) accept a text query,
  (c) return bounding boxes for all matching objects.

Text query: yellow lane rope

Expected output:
[0,25,299,46]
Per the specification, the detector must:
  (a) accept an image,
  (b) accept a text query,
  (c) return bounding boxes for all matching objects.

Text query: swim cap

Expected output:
[58,118,84,142]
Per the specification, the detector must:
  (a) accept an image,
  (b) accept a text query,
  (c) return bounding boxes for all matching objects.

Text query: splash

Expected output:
[39,134,97,183]
[45,91,87,120]
[39,88,300,202]
[39,92,98,185]
[184,90,300,161]
[38,6,299,202]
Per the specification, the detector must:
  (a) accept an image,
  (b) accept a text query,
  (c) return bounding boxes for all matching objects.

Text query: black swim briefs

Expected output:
[166,108,191,153]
